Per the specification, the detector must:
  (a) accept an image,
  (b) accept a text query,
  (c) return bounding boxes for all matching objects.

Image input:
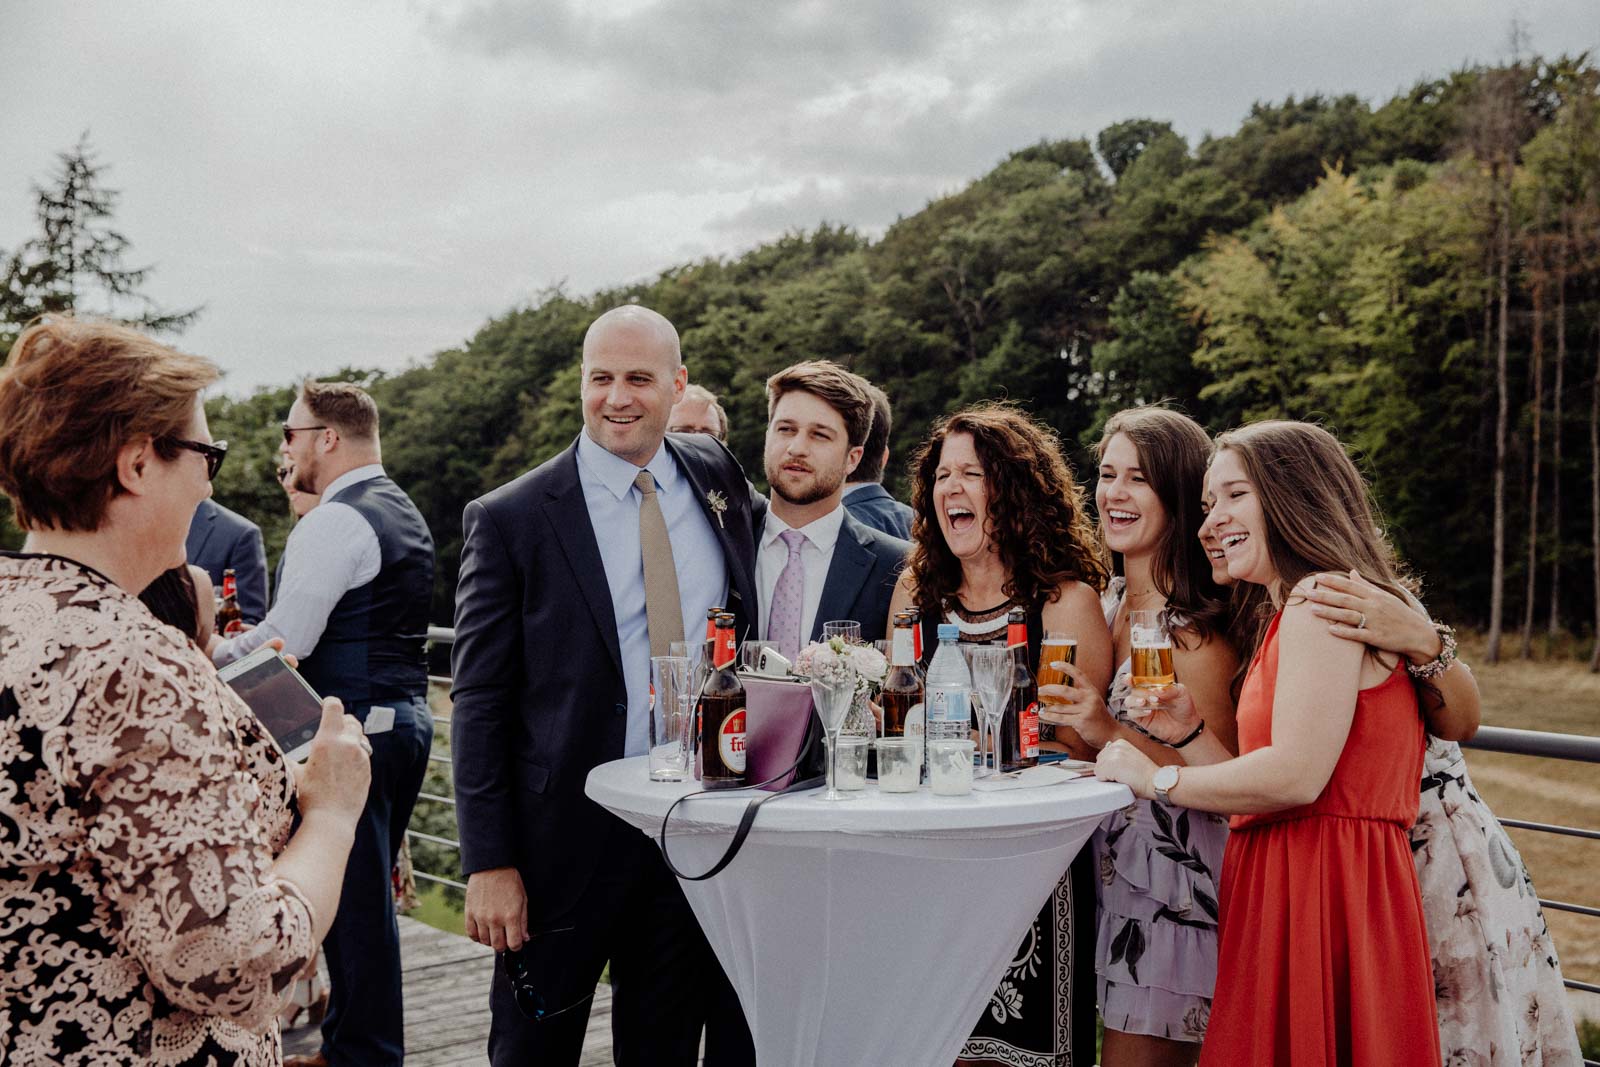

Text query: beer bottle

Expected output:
[879,612,924,738]
[698,612,748,789]
[1001,608,1040,770]
[703,606,721,666]
[217,569,243,635]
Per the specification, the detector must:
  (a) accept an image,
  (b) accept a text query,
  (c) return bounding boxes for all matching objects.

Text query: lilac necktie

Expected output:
[767,529,808,660]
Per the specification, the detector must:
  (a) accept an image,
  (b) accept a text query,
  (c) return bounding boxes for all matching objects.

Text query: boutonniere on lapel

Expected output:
[705,489,728,529]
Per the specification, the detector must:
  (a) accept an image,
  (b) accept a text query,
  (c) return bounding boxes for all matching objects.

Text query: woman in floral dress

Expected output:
[1045,408,1239,1066]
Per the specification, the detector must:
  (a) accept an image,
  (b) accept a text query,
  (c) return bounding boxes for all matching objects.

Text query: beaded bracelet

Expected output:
[1406,622,1458,680]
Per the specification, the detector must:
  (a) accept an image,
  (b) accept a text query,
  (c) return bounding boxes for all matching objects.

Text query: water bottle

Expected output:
[924,623,972,760]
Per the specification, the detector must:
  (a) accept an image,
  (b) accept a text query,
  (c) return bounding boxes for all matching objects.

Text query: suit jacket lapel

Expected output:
[666,436,757,622]
[541,443,623,678]
[810,515,874,643]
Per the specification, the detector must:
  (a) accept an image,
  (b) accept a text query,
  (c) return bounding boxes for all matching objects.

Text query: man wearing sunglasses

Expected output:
[214,382,435,1067]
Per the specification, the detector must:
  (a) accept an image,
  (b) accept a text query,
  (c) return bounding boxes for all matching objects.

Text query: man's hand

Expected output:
[466,867,529,952]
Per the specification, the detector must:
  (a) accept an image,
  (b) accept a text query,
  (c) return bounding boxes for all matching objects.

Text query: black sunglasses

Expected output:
[166,438,228,480]
[281,423,328,443]
[500,930,592,1024]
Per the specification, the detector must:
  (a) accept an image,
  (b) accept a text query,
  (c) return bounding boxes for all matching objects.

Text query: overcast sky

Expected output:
[1,0,1595,393]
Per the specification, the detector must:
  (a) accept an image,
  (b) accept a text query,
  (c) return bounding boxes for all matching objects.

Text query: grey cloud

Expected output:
[432,0,1030,94]
[706,174,952,242]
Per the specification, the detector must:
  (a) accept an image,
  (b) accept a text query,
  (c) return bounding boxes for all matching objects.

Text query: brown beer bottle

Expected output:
[698,612,748,789]
[1001,608,1040,770]
[217,568,243,635]
[879,612,924,737]
[703,606,721,665]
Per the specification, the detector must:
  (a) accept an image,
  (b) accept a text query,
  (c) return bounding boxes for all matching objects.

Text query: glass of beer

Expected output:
[1037,631,1078,702]
[1129,610,1176,701]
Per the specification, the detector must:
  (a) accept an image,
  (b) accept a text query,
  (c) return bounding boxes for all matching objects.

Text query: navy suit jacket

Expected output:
[808,511,908,644]
[185,499,269,624]
[843,483,914,541]
[449,433,759,920]
[752,499,909,644]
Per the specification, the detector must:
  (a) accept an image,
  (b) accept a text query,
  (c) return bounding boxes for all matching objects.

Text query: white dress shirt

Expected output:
[755,503,846,649]
[576,431,728,758]
[212,464,386,667]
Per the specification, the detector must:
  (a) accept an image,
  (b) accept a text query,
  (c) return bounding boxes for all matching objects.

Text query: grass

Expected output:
[1453,633,1600,1033]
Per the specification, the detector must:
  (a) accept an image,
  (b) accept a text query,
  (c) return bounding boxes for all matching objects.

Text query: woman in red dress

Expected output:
[1094,421,1441,1067]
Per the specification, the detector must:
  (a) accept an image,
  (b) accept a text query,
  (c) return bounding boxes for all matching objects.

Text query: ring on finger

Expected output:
[1356,611,1367,629]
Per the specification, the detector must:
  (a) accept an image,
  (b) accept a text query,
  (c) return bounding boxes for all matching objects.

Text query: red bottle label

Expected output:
[1022,701,1040,759]
[718,709,747,773]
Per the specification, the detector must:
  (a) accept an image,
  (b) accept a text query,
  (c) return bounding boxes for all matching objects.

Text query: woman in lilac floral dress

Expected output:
[1043,408,1239,1066]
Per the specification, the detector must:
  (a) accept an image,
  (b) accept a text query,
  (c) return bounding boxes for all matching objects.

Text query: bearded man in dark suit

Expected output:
[450,306,756,1066]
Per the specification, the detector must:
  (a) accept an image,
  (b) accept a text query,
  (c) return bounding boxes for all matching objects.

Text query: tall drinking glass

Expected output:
[809,672,858,802]
[967,646,1011,777]
[648,655,693,781]
[1128,610,1175,717]
[1036,631,1078,702]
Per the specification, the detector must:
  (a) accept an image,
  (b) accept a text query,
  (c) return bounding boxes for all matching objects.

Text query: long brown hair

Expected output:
[907,402,1109,618]
[1097,406,1229,644]
[1211,421,1413,609]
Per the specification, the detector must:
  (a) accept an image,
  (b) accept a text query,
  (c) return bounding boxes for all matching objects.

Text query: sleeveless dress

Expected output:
[930,600,1098,1067]
[1200,611,1442,1067]
[1091,579,1228,1041]
[1413,738,1582,1065]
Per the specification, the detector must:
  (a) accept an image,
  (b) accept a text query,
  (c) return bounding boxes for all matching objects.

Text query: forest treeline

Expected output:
[5,56,1599,664]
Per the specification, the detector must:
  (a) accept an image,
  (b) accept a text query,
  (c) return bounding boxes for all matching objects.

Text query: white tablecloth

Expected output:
[586,757,1132,1067]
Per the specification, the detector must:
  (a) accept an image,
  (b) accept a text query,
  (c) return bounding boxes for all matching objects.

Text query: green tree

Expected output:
[0,134,200,349]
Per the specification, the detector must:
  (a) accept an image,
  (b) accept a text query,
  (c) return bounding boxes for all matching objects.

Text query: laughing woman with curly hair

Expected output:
[889,402,1113,1067]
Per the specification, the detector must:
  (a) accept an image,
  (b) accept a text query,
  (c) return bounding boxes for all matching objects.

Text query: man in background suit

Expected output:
[757,362,907,653]
[842,382,914,541]
[451,305,756,1066]
[185,498,269,623]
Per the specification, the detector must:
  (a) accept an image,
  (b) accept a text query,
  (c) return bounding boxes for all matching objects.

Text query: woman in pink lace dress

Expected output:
[0,317,372,1066]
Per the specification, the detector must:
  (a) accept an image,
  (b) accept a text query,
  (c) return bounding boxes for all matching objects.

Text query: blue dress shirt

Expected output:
[577,430,728,757]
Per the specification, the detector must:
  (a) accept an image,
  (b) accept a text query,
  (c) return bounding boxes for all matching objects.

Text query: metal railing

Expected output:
[410,627,1600,1011]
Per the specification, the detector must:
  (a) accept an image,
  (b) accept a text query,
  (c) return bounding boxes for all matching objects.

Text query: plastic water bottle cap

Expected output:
[937,623,959,641]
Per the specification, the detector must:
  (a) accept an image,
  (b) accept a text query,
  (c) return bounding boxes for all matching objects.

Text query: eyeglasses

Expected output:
[166,438,229,480]
[281,423,327,443]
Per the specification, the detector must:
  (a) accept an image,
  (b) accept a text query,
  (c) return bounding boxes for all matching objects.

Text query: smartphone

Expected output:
[217,646,325,761]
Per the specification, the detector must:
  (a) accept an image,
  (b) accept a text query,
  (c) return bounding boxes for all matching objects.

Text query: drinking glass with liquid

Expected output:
[1036,631,1078,700]
[1127,610,1175,719]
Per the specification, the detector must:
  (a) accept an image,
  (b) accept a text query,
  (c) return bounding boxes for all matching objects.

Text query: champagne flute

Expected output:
[810,671,858,802]
[967,646,1012,777]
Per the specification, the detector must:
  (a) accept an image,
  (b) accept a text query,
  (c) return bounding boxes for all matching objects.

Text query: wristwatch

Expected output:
[1152,765,1181,804]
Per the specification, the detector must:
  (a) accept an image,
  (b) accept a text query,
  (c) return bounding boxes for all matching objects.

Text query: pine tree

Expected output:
[0,133,200,348]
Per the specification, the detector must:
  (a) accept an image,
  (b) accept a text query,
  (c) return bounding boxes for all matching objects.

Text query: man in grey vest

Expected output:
[214,381,435,1067]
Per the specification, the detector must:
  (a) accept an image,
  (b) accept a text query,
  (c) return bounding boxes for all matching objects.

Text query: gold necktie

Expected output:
[635,470,685,657]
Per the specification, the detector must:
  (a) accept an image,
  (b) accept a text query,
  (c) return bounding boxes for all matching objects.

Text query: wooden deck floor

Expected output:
[283,915,627,1065]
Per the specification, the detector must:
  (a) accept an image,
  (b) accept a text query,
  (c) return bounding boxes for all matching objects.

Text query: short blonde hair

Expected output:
[0,317,218,531]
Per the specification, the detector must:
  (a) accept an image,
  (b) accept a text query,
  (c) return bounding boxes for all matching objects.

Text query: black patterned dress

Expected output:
[925,599,1099,1067]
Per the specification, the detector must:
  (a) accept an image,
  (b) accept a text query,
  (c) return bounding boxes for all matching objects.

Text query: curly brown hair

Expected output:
[907,402,1110,618]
